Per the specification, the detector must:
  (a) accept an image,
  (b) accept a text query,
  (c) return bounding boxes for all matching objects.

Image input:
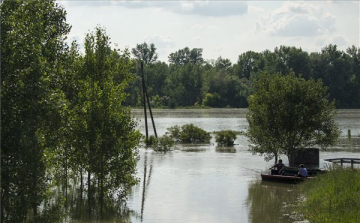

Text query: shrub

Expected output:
[155,135,175,151]
[145,135,158,147]
[215,130,237,146]
[166,125,181,142]
[146,135,175,152]
[179,124,211,143]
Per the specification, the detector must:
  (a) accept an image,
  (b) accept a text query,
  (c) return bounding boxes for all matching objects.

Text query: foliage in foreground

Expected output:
[301,166,360,223]
[1,1,141,221]
[1,0,71,221]
[246,72,341,163]
[167,124,211,143]
[215,130,237,146]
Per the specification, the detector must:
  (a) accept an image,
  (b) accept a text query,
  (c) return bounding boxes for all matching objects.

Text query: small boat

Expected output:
[261,174,310,184]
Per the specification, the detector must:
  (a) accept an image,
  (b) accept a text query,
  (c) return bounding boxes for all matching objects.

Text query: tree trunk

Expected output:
[141,62,149,140]
[80,169,83,201]
[33,205,37,219]
[87,171,91,218]
[1,185,8,223]
[65,149,68,205]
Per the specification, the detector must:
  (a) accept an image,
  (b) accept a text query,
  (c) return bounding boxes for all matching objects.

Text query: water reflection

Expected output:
[181,148,207,152]
[177,143,210,153]
[140,151,153,222]
[246,181,302,223]
[66,191,135,223]
[215,146,236,153]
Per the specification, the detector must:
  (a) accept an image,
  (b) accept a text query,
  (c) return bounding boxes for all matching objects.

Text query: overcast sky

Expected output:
[58,1,359,63]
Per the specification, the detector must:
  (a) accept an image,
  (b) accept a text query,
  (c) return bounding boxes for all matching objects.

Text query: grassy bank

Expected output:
[301,166,360,223]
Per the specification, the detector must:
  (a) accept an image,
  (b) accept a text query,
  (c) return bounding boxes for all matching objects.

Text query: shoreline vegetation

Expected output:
[300,166,360,223]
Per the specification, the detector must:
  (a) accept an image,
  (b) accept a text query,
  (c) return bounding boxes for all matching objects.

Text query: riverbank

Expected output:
[300,166,360,223]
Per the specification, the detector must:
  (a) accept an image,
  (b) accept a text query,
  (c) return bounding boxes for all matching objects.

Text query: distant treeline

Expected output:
[125,45,360,109]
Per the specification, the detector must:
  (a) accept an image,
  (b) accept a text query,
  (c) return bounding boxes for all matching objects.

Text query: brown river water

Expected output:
[70,109,359,223]
[122,109,360,223]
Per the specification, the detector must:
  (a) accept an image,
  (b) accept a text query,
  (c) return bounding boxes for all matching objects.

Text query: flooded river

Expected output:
[126,109,359,223]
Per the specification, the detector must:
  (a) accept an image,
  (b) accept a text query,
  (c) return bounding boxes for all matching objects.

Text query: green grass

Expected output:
[301,165,360,223]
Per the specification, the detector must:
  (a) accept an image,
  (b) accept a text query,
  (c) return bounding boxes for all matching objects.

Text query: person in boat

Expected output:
[298,164,308,178]
[269,159,286,175]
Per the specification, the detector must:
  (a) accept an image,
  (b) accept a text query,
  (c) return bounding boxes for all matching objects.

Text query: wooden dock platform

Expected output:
[324,158,360,168]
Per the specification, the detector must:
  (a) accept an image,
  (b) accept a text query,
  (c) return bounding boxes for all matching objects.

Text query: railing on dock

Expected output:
[324,158,360,168]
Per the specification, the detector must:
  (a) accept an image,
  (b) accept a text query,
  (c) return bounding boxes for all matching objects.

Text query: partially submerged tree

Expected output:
[78,27,141,216]
[246,72,341,164]
[215,130,237,146]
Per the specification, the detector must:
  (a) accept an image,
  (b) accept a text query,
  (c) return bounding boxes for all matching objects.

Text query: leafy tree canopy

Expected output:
[246,72,341,163]
[131,42,158,64]
[168,47,204,66]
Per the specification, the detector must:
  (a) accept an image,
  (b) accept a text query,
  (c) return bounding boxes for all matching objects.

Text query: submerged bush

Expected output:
[146,135,175,152]
[301,166,360,223]
[166,124,211,144]
[179,124,211,143]
[166,125,181,142]
[215,130,237,146]
[156,135,175,151]
[145,135,158,147]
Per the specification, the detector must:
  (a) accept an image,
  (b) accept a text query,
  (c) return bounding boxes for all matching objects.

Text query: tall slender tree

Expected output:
[76,27,141,217]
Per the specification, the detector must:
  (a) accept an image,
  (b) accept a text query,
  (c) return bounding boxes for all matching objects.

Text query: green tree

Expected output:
[203,69,251,108]
[234,51,264,79]
[164,63,202,106]
[168,47,204,66]
[246,72,340,163]
[143,61,169,99]
[1,0,71,221]
[214,56,232,71]
[131,42,158,65]
[310,44,352,108]
[346,45,360,108]
[77,27,141,217]
[273,46,311,78]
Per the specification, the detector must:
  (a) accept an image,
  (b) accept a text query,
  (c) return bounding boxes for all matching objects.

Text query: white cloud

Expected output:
[315,38,326,46]
[191,24,220,30]
[144,35,175,48]
[256,2,336,36]
[315,35,347,47]
[248,5,265,14]
[179,1,248,17]
[97,1,249,17]
[193,36,203,41]
[331,35,347,46]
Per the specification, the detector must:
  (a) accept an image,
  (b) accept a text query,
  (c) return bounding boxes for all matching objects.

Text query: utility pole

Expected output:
[141,61,157,140]
[141,62,149,140]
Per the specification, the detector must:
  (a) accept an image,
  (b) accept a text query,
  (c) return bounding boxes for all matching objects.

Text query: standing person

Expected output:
[298,164,308,177]
[269,159,286,175]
